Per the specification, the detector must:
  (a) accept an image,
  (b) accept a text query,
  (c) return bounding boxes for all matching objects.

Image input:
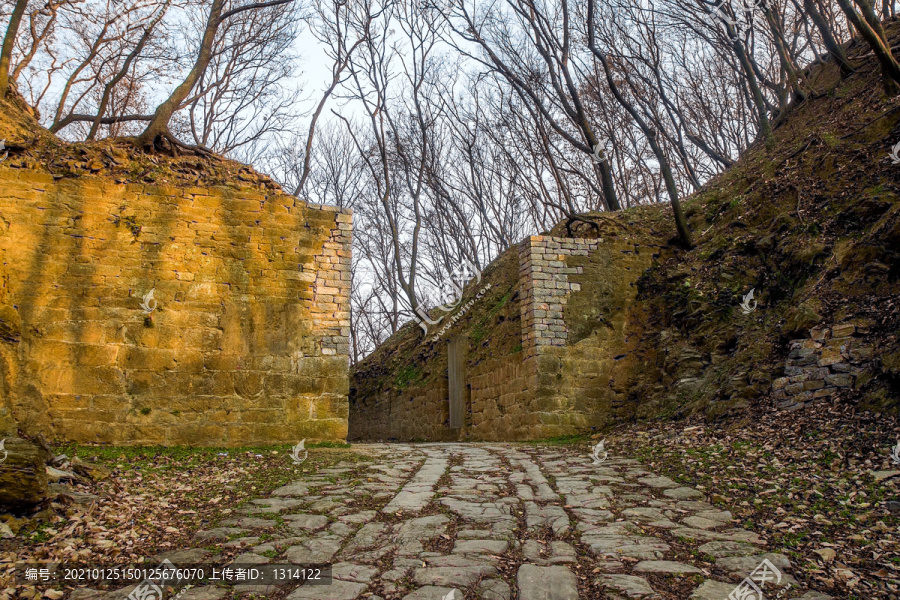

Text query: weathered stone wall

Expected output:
[349,233,657,441]
[520,235,658,434]
[466,353,539,439]
[0,168,351,445]
[773,322,875,411]
[348,352,540,442]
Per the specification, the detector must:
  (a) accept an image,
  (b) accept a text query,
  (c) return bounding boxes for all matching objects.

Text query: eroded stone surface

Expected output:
[516,564,579,600]
[286,580,368,600]
[689,580,739,600]
[633,560,703,574]
[599,574,657,598]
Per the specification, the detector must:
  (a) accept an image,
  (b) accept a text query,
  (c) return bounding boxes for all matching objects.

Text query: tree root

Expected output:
[139,130,216,159]
[565,214,601,238]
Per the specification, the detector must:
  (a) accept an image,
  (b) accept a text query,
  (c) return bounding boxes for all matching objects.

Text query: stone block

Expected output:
[818,348,843,366]
[825,373,853,388]
[831,323,856,338]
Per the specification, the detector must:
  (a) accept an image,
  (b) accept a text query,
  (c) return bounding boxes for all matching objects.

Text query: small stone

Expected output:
[399,587,459,600]
[224,536,261,548]
[480,578,511,600]
[271,483,310,497]
[193,527,247,542]
[178,586,229,600]
[690,580,738,600]
[45,466,78,483]
[222,517,276,529]
[452,539,508,555]
[284,513,329,531]
[663,487,703,500]
[414,565,496,587]
[682,516,725,530]
[285,536,343,563]
[714,553,790,576]
[697,541,759,558]
[871,470,900,482]
[598,574,656,598]
[637,476,679,488]
[824,373,852,387]
[814,547,836,562]
[230,552,269,565]
[332,563,379,583]
[70,457,111,481]
[48,483,99,505]
[831,324,856,338]
[286,580,367,600]
[632,560,702,574]
[247,497,305,513]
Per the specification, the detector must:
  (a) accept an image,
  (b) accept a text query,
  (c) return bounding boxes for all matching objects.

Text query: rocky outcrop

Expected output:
[0,437,50,512]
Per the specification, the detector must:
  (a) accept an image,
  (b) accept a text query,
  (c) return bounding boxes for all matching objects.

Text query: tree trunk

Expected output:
[596,157,620,212]
[586,0,691,246]
[731,35,773,143]
[0,0,29,97]
[137,0,226,148]
[764,8,806,104]
[803,0,855,76]
[295,73,343,196]
[594,56,692,246]
[836,0,900,94]
[855,0,890,40]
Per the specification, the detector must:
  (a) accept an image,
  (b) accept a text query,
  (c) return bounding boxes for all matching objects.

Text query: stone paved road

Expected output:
[80,444,835,600]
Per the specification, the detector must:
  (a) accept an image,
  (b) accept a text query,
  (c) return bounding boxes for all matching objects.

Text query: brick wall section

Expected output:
[772,323,874,411]
[0,168,351,445]
[312,212,352,357]
[519,236,600,357]
[348,352,541,442]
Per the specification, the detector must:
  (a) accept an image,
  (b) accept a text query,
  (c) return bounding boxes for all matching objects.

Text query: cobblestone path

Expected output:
[87,444,834,600]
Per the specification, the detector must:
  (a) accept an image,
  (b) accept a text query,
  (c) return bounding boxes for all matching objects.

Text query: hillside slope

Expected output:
[351,26,900,430]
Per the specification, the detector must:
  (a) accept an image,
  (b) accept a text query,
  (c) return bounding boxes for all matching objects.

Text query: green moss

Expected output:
[395,364,423,389]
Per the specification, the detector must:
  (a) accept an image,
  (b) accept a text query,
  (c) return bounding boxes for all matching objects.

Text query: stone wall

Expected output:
[348,350,541,442]
[523,235,658,433]
[0,168,351,445]
[773,322,874,411]
[349,233,657,441]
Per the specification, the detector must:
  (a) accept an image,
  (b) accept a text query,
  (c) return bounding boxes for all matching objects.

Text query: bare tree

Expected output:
[586,0,693,246]
[0,0,28,96]
[293,0,371,196]
[834,0,900,94]
[136,0,296,151]
[47,0,177,136]
[443,0,621,211]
